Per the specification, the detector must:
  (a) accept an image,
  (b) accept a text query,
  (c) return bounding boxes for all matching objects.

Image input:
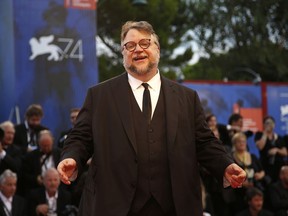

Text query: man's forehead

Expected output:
[124,29,150,40]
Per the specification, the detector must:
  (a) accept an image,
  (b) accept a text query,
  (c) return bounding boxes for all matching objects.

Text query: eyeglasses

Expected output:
[123,39,151,52]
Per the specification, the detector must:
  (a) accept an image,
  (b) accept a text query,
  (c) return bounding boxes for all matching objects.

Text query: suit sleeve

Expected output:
[61,88,94,174]
[193,91,233,183]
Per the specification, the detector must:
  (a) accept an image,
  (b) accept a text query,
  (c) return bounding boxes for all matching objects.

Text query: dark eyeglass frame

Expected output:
[123,39,151,52]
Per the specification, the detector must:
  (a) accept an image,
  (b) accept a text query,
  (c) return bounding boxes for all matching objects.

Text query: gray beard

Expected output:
[128,61,157,76]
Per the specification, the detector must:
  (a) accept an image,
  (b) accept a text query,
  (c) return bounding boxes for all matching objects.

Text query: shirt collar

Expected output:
[0,191,13,203]
[24,120,29,130]
[45,190,58,199]
[128,70,161,91]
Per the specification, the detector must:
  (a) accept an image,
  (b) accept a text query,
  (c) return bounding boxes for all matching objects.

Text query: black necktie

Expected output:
[30,131,36,146]
[40,153,51,169]
[142,83,152,123]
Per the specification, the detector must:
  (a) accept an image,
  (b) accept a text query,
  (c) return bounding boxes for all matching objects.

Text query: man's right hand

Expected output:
[57,158,77,185]
[36,204,49,215]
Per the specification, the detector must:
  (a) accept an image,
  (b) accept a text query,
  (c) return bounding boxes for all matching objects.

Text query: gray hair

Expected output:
[0,169,17,184]
[43,167,59,179]
[0,121,15,132]
[121,21,160,48]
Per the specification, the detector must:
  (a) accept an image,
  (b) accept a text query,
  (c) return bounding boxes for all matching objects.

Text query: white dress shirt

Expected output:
[46,190,58,216]
[127,71,161,118]
[0,191,12,215]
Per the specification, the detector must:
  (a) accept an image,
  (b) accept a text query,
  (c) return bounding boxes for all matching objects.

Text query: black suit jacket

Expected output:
[0,144,22,174]
[0,195,27,216]
[22,148,61,192]
[269,181,288,216]
[57,128,72,149]
[27,187,71,216]
[13,123,47,154]
[61,73,233,216]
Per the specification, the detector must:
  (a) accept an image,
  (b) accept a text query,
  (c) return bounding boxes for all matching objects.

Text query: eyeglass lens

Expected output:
[124,39,150,51]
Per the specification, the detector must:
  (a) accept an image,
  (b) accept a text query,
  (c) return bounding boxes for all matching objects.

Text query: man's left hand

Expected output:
[224,163,247,188]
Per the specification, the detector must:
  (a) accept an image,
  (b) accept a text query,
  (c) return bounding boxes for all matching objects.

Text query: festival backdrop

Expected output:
[266,84,288,135]
[0,0,98,139]
[0,0,16,124]
[183,82,263,156]
[1,0,287,149]
[183,82,262,127]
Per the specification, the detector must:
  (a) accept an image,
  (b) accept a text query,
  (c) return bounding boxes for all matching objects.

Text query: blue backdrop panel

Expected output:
[183,82,262,157]
[183,82,262,124]
[0,0,16,122]
[267,85,288,136]
[12,0,98,138]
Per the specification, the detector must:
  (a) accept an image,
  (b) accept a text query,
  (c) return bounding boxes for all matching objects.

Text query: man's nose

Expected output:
[134,43,144,52]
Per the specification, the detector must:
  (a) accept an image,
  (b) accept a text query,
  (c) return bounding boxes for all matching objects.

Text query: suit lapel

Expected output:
[112,73,137,154]
[11,197,18,216]
[111,74,180,154]
[161,77,179,149]
[0,198,7,216]
[0,197,10,216]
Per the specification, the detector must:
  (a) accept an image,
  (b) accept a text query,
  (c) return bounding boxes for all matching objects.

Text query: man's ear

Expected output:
[157,47,160,58]
[121,46,125,55]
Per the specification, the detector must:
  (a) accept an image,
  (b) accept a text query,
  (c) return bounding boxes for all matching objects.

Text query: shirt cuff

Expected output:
[0,150,6,159]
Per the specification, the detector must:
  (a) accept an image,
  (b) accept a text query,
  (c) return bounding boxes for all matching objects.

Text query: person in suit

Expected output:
[22,130,61,194]
[0,121,22,175]
[27,167,72,216]
[57,108,80,149]
[269,165,288,216]
[0,169,27,216]
[13,104,48,154]
[57,21,246,216]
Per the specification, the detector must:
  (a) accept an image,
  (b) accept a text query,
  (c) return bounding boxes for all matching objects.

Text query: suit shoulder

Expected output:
[13,194,27,203]
[27,187,45,198]
[24,149,40,158]
[14,124,26,130]
[261,209,274,216]
[89,73,127,91]
[7,144,22,154]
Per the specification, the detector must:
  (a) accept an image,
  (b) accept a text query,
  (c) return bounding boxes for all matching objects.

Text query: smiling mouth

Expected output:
[133,56,147,61]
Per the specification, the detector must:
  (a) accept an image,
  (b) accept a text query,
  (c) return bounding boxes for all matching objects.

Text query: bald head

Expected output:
[43,168,60,196]
[38,130,54,154]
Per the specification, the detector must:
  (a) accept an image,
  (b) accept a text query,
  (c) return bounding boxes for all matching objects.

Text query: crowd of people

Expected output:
[0,104,81,216]
[204,112,288,216]
[1,104,287,216]
[0,19,287,216]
